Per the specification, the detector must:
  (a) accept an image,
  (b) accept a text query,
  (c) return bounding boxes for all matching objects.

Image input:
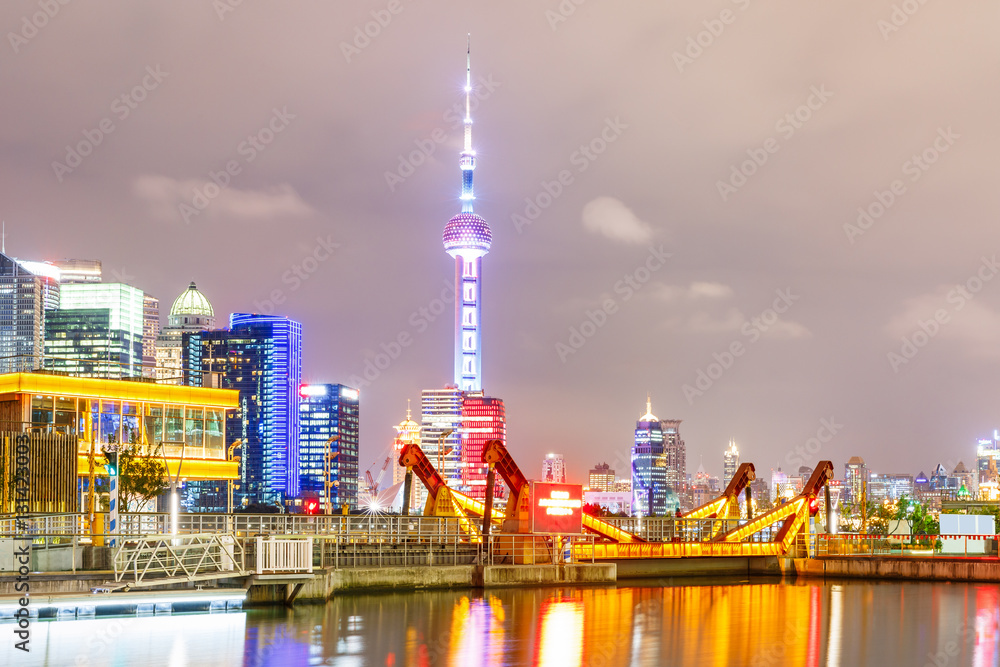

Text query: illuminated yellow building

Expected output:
[0,372,240,483]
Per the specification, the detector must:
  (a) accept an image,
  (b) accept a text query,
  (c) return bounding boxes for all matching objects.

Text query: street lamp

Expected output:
[437,429,454,477]
[160,441,186,538]
[324,435,341,515]
[226,439,243,514]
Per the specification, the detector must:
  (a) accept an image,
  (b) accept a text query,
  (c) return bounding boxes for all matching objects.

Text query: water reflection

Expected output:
[8,578,1000,666]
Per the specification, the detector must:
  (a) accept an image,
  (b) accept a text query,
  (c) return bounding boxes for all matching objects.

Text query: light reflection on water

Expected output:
[5,577,1000,666]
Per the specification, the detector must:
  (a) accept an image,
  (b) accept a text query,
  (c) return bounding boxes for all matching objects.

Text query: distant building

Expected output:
[589,462,615,492]
[866,473,913,502]
[460,392,506,499]
[631,396,668,516]
[612,478,632,493]
[53,259,101,283]
[662,418,687,495]
[142,294,159,378]
[583,491,631,515]
[0,253,56,372]
[298,384,359,512]
[417,386,464,508]
[952,462,976,496]
[184,313,303,507]
[749,478,770,510]
[44,283,145,378]
[723,439,739,487]
[155,282,215,384]
[542,453,566,483]
[844,456,868,504]
[977,433,1000,487]
[393,401,421,508]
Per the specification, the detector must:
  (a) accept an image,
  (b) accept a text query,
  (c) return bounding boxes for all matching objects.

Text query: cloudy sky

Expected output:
[2,1,998,484]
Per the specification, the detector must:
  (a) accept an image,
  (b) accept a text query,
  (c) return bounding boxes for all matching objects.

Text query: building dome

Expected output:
[168,282,216,329]
[171,282,214,318]
[443,213,492,255]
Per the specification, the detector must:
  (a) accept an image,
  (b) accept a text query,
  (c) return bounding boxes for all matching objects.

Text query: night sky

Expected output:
[3,2,998,484]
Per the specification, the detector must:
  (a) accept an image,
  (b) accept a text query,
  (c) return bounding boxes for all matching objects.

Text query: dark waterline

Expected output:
[7,577,1000,666]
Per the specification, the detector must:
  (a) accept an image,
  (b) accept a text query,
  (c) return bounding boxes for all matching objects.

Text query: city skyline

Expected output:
[2,3,998,486]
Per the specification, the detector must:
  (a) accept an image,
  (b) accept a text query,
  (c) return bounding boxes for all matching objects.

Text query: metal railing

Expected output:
[113,532,246,585]
[815,533,999,557]
[599,517,744,542]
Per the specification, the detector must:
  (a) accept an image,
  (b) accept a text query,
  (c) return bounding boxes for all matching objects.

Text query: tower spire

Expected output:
[460,34,476,213]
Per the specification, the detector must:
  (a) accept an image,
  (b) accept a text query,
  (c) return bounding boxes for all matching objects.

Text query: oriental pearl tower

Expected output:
[443,38,491,392]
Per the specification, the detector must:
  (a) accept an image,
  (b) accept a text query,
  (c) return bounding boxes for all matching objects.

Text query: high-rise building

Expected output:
[44,283,145,378]
[298,384,360,512]
[142,294,159,378]
[0,253,55,372]
[631,397,667,516]
[184,313,303,507]
[460,392,505,498]
[417,386,464,509]
[542,453,566,483]
[53,259,101,283]
[977,433,1000,487]
[844,456,868,504]
[723,439,739,487]
[156,282,216,384]
[589,462,615,492]
[662,418,687,495]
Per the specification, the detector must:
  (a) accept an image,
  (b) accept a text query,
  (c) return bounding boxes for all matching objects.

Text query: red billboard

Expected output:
[531,482,584,534]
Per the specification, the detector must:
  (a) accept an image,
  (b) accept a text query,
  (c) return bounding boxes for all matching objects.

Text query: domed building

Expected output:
[168,281,216,329]
[155,282,216,384]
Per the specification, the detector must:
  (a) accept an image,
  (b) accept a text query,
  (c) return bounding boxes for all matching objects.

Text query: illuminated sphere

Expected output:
[443,213,492,255]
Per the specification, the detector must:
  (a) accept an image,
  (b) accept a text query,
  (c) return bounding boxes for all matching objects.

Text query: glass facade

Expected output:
[44,283,145,378]
[631,416,668,517]
[0,253,49,372]
[298,384,360,512]
[26,393,226,457]
[185,313,303,507]
[417,387,464,509]
[460,393,505,500]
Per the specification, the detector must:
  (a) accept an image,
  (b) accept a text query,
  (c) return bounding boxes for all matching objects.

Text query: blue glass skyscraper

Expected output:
[184,313,303,507]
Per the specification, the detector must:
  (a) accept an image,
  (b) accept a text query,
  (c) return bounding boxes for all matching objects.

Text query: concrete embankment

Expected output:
[245,563,617,605]
[613,556,781,580]
[790,556,1000,582]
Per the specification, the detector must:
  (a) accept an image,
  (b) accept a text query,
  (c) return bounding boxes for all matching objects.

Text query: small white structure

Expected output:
[940,514,995,554]
[583,491,632,515]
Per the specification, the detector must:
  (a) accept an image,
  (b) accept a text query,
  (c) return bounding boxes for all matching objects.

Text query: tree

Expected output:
[103,442,168,513]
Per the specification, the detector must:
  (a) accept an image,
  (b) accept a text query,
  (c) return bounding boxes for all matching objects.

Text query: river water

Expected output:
[8,577,1000,666]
